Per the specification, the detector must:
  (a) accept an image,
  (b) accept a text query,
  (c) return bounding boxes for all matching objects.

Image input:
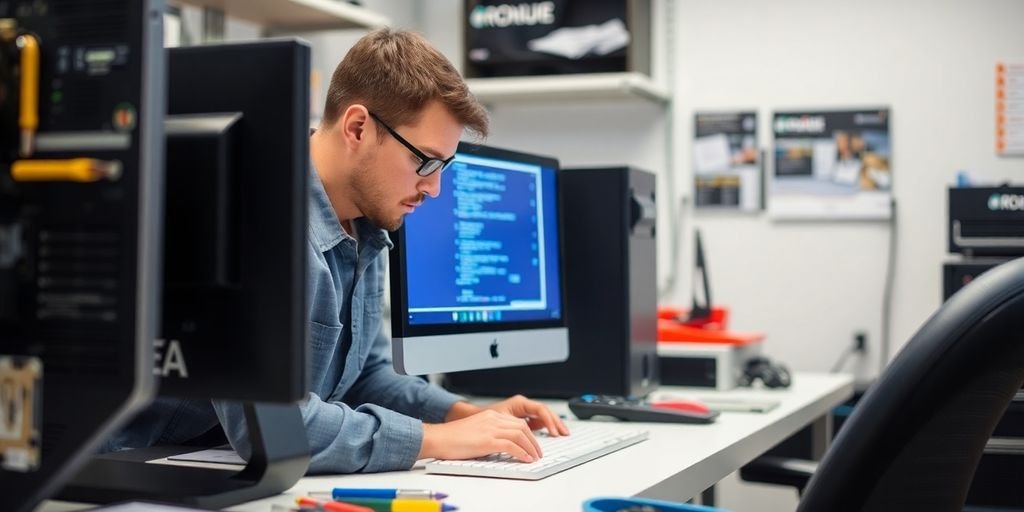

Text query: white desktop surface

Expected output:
[226,373,853,512]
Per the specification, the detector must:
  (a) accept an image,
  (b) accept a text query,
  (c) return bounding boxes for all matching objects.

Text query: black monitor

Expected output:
[389,142,569,375]
[688,229,711,322]
[55,40,312,508]
[0,2,165,511]
[158,40,309,402]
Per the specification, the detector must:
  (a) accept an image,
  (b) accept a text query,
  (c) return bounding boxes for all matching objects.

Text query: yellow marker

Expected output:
[332,498,457,512]
[11,158,122,183]
[17,33,39,157]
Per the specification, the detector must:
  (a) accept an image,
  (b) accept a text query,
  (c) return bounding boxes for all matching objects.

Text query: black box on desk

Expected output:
[948,187,1024,256]
[443,167,660,398]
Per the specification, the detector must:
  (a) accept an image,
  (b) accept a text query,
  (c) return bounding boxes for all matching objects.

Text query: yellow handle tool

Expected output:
[11,158,122,183]
[17,33,39,157]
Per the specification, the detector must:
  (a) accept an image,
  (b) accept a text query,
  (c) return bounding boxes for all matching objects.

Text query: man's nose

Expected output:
[418,171,442,198]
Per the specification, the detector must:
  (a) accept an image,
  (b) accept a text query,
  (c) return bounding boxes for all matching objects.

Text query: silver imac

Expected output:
[389,142,569,375]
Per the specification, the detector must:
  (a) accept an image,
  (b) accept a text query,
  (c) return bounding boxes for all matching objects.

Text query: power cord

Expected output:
[879,197,898,374]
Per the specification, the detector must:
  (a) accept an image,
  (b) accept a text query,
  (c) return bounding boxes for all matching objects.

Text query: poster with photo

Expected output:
[693,112,760,211]
[770,109,892,220]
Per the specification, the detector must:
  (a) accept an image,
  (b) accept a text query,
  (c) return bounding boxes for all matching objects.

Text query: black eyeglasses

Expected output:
[369,112,456,177]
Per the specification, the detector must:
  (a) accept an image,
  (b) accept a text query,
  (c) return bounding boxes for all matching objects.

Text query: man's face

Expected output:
[349,101,462,231]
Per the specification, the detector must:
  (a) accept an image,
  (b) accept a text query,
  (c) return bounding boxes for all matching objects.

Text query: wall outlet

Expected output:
[853,332,868,353]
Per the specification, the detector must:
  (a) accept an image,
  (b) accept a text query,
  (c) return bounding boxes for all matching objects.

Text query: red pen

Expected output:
[298,496,375,512]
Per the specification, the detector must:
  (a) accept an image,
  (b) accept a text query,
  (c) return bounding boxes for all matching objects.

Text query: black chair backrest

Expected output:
[798,256,1024,512]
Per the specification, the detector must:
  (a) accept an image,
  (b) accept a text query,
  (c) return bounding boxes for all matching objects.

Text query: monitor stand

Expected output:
[56,402,309,509]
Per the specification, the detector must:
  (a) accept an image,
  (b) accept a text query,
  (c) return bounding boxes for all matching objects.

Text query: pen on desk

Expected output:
[331,488,449,500]
[334,498,457,512]
[297,496,374,512]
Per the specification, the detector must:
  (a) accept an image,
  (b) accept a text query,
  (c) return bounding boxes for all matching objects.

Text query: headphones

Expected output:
[739,356,792,389]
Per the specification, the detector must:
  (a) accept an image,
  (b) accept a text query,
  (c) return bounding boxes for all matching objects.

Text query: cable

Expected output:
[830,346,855,374]
[879,197,898,374]
[657,0,679,300]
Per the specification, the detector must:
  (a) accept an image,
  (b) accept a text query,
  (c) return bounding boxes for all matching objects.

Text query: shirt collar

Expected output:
[308,162,394,253]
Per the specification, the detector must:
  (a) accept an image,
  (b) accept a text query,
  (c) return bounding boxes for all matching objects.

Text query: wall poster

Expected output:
[693,111,760,211]
[770,108,892,220]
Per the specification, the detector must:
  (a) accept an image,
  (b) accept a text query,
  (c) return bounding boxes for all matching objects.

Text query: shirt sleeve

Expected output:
[343,329,465,424]
[212,394,426,474]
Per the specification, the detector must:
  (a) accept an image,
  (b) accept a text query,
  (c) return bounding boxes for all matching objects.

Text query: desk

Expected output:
[38,373,851,512]
[226,373,852,512]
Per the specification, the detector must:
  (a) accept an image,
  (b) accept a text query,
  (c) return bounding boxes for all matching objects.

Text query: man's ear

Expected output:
[339,104,371,149]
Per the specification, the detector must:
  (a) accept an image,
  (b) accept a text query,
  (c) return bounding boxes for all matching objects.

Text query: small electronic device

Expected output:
[568,394,719,424]
[658,230,767,390]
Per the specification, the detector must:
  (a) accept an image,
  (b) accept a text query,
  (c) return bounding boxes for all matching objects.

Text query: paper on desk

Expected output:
[166,447,245,465]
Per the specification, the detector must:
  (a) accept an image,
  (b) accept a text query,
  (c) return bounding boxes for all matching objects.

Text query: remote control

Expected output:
[568,394,719,424]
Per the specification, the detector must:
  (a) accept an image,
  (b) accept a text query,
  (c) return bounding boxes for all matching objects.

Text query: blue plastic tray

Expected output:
[583,497,727,512]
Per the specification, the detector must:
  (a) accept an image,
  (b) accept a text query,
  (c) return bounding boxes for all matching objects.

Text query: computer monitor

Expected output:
[389,142,569,375]
[55,39,312,508]
[157,39,309,403]
[0,3,165,511]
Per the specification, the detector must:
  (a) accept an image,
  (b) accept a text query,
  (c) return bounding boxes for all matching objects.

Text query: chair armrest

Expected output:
[739,456,819,494]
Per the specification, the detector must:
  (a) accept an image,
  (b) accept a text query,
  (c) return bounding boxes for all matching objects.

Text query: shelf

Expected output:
[172,0,390,31]
[466,72,670,104]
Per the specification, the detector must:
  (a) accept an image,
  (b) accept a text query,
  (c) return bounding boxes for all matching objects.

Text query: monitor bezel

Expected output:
[389,141,567,339]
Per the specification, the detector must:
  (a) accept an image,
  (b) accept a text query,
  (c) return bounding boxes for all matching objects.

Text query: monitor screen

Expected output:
[390,142,569,375]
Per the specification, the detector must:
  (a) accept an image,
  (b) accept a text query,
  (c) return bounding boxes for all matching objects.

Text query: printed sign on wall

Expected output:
[997,62,1024,156]
[770,109,892,220]
[693,111,760,211]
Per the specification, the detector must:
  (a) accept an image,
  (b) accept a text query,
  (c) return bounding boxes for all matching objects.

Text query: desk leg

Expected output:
[700,486,716,506]
[810,413,833,460]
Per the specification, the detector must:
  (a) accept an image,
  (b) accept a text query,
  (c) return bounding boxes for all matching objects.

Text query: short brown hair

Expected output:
[322,28,488,139]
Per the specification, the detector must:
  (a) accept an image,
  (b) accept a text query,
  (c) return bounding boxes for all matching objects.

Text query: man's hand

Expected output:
[482,395,570,437]
[419,409,542,462]
[445,395,570,437]
[421,395,571,462]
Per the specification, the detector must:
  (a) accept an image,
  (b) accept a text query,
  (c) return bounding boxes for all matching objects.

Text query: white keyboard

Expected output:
[425,422,649,480]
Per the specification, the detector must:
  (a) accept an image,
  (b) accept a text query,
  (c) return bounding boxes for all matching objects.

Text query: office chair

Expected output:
[742,256,1024,512]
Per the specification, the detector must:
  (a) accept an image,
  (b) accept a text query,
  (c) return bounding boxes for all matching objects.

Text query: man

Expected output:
[104,28,569,474]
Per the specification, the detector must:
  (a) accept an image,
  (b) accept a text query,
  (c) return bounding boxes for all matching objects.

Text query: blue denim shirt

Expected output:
[102,164,464,474]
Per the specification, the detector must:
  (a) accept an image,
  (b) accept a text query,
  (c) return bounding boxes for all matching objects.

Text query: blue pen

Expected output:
[332,488,449,501]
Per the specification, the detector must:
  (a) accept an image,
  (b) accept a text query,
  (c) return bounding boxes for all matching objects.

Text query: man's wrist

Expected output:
[445,400,481,422]
[418,422,437,459]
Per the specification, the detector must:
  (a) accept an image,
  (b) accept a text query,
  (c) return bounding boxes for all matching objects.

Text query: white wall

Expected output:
[673,0,1024,382]
[673,1,1024,510]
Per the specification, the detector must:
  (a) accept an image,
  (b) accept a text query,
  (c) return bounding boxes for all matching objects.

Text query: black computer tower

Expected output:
[443,166,659,398]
